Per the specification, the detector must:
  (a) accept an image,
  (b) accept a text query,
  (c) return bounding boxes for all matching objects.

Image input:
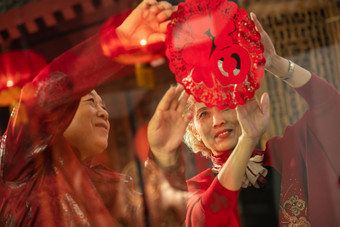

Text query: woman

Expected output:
[179,13,340,226]
[0,1,190,226]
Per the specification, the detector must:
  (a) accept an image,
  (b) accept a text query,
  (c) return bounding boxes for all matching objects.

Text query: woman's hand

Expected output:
[250,12,277,69]
[236,93,270,141]
[251,13,312,87]
[116,0,176,48]
[218,93,270,191]
[147,85,192,167]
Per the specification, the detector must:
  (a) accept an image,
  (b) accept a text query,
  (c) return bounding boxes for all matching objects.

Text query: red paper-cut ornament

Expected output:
[166,0,265,109]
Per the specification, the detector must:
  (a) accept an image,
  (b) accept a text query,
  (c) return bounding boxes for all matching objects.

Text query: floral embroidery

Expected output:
[210,191,229,213]
[282,211,310,227]
[283,195,305,216]
[281,194,310,227]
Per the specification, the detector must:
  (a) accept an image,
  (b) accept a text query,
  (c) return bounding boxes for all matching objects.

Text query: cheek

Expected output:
[194,119,207,137]
[65,110,93,139]
[195,123,214,149]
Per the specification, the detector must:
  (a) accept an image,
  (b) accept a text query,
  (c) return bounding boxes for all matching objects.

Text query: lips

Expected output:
[214,129,232,138]
[95,122,109,131]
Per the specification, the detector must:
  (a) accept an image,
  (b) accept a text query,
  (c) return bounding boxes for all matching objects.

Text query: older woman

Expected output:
[180,13,340,226]
[0,1,190,226]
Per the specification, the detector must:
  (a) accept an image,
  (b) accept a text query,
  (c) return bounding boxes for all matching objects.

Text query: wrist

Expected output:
[150,146,181,169]
[264,55,285,75]
[238,134,260,147]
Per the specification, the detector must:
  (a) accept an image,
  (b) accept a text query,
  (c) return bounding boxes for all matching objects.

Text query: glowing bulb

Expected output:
[6,80,14,87]
[140,39,147,46]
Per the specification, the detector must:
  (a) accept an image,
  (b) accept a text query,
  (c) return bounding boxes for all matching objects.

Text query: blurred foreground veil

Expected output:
[0,6,189,227]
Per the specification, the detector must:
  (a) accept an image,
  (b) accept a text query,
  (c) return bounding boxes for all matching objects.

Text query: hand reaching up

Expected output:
[148,84,192,168]
[236,93,270,141]
[250,12,277,69]
[117,0,177,48]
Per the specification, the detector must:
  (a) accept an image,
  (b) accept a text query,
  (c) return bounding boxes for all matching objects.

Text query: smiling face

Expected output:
[63,90,110,160]
[192,102,242,156]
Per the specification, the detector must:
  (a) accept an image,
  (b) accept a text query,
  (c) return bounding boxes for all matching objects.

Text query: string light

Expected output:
[6,80,14,87]
[140,39,147,46]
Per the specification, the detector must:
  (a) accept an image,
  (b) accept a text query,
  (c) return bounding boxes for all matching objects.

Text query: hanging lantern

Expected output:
[0,50,47,106]
[99,10,166,88]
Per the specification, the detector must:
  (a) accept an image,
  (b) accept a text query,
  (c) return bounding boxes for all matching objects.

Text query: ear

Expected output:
[190,124,202,141]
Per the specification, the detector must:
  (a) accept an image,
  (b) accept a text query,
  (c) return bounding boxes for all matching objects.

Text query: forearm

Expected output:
[265,55,312,88]
[150,146,180,169]
[144,149,188,225]
[146,146,187,190]
[217,136,259,190]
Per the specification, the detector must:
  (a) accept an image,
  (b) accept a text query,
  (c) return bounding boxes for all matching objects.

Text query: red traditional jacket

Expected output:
[186,73,340,227]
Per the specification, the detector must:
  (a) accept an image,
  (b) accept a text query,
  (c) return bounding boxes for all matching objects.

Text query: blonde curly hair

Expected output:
[183,96,212,158]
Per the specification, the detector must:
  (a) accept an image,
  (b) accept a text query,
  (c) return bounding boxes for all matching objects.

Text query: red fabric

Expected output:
[166,0,265,109]
[0,22,131,226]
[186,73,340,226]
[186,169,240,227]
[0,12,187,226]
[264,73,340,226]
[210,150,232,169]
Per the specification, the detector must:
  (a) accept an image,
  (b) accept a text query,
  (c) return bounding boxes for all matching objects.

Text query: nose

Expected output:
[97,105,109,121]
[212,108,225,127]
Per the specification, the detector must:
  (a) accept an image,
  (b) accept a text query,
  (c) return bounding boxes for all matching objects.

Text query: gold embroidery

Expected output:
[283,195,305,216]
[280,194,310,227]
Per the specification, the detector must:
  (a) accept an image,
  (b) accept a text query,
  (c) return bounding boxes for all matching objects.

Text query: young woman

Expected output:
[0,1,190,226]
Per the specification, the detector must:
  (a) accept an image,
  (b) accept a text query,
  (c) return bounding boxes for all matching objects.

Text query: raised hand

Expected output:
[236,93,270,140]
[250,12,277,69]
[116,0,176,48]
[147,84,192,167]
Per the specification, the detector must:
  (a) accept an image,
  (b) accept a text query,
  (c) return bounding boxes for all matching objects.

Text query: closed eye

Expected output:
[85,98,95,103]
[101,105,107,111]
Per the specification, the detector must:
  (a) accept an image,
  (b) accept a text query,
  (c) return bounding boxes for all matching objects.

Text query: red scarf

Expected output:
[210,151,232,173]
[210,150,267,187]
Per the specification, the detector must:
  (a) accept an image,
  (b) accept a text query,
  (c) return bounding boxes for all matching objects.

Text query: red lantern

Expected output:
[0,50,47,106]
[99,10,166,89]
[99,10,166,65]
